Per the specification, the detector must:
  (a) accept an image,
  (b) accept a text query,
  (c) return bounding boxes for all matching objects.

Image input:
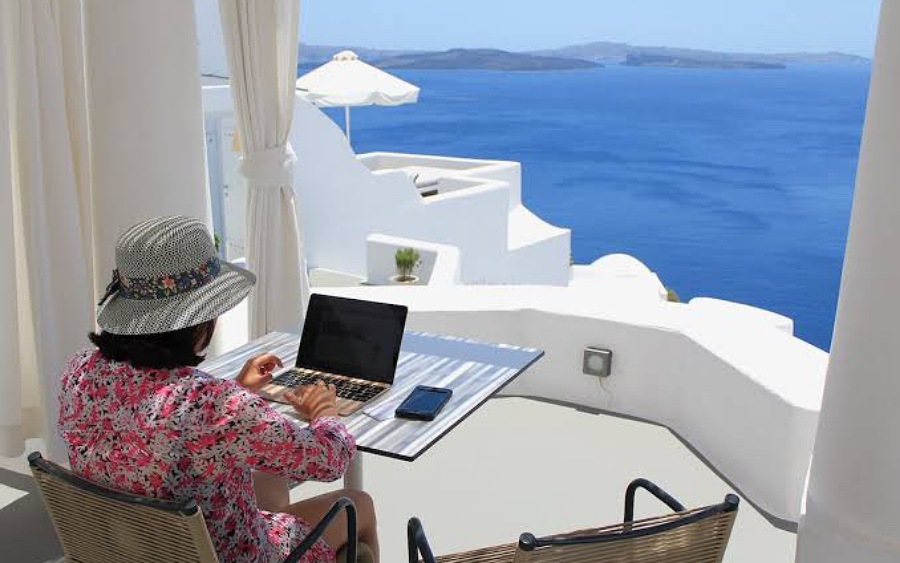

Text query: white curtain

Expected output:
[218,0,309,337]
[0,0,94,461]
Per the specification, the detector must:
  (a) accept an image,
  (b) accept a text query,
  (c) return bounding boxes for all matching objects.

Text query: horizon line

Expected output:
[298,39,872,59]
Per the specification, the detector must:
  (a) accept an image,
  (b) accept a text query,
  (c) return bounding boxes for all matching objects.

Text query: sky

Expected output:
[296,0,881,56]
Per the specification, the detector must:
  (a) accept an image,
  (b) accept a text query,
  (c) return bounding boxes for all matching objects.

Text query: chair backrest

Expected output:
[28,452,219,563]
[512,496,739,563]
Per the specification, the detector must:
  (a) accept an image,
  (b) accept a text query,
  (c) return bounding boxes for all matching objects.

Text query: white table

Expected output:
[201,331,543,489]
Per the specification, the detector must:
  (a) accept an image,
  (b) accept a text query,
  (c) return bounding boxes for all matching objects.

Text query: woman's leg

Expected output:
[252,471,290,513]
[285,489,379,563]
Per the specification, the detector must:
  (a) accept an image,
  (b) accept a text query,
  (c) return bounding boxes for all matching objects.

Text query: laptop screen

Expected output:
[296,294,408,384]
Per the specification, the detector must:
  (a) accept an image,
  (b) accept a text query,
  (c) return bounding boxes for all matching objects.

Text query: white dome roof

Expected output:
[590,254,652,277]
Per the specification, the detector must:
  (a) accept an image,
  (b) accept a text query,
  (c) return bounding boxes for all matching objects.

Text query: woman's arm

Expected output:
[212,383,356,482]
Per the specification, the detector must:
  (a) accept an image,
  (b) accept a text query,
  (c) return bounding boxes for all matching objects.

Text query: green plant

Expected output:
[666,287,681,303]
[394,247,420,281]
[213,233,222,253]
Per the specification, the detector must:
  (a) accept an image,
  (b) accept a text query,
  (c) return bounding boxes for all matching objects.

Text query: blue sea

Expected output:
[333,65,871,351]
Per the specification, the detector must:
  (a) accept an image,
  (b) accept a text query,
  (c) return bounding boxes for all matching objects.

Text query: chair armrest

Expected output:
[283,497,357,563]
[623,478,685,523]
[407,517,438,563]
[520,483,736,552]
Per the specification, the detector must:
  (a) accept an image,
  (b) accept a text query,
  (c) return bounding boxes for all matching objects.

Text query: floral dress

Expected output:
[57,350,356,563]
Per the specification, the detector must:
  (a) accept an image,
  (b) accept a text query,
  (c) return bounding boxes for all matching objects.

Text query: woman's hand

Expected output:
[284,381,339,421]
[236,352,283,391]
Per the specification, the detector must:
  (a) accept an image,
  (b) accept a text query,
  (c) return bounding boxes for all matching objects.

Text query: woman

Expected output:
[57,216,378,563]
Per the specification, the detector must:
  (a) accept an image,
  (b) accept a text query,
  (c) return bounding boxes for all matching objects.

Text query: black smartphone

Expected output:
[395,386,453,421]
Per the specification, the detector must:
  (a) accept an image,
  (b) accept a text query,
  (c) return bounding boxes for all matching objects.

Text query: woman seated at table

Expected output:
[57,216,379,563]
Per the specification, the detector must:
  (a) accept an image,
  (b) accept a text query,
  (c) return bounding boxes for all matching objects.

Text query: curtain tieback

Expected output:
[239,143,297,187]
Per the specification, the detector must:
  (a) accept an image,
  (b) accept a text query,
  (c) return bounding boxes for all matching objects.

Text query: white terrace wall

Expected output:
[201,86,570,286]
[319,284,828,525]
[359,151,525,210]
[366,234,461,286]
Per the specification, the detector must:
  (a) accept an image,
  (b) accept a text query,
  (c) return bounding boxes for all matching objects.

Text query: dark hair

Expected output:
[89,320,215,369]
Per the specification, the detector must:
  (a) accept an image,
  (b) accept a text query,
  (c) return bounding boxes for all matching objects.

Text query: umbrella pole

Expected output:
[345,106,351,145]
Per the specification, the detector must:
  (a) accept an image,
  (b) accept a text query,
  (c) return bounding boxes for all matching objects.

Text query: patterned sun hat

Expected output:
[97,216,256,335]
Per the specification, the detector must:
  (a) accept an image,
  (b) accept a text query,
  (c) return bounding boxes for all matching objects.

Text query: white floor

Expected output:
[293,397,796,563]
[1,398,796,563]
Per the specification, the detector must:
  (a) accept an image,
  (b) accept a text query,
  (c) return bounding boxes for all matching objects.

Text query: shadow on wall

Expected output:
[0,467,62,562]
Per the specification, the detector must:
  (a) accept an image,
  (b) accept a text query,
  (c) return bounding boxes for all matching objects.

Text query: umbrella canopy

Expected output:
[296,50,419,144]
[296,50,420,107]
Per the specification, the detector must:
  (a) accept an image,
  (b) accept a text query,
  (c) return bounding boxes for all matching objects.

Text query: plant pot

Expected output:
[390,274,420,285]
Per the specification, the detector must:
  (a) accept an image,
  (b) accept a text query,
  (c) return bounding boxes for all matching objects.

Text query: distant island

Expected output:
[533,41,869,68]
[298,41,869,71]
[375,49,600,71]
[624,53,786,70]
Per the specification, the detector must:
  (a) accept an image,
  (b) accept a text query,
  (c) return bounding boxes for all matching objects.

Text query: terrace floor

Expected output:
[0,397,796,563]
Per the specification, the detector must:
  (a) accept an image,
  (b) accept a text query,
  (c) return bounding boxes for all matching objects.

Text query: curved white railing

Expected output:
[318,284,827,524]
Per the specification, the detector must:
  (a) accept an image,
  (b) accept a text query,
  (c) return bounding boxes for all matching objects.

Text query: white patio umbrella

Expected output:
[296,50,420,144]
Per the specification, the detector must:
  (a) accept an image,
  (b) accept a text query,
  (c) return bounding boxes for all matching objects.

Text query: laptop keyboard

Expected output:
[272,369,385,402]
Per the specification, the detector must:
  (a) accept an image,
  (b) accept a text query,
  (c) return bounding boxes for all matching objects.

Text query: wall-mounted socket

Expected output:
[583,346,612,377]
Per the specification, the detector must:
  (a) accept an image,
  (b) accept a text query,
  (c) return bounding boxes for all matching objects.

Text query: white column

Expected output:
[83,0,211,291]
[796,3,900,562]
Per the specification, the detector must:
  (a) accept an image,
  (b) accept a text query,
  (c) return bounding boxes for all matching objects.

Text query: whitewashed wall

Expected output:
[319,284,827,525]
[201,86,569,286]
[366,234,461,286]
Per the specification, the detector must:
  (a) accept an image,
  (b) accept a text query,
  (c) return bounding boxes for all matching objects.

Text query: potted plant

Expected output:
[392,247,421,284]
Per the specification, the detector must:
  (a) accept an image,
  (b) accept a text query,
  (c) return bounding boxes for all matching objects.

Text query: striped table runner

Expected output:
[201,331,543,461]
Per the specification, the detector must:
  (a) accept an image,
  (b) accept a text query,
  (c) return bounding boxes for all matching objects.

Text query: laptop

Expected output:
[258,294,408,418]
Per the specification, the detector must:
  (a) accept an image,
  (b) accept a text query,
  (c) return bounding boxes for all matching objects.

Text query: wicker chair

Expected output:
[407,478,740,563]
[28,452,372,563]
